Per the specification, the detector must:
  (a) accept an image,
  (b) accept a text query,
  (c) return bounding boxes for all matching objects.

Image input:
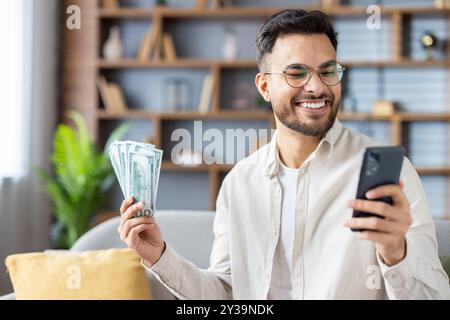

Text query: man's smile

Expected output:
[293,98,332,116]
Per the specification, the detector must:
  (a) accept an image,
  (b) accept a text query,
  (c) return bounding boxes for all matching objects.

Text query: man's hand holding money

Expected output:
[118,196,165,266]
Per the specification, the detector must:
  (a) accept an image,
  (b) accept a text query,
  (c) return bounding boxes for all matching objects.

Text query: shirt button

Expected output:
[388,273,403,287]
[404,279,413,291]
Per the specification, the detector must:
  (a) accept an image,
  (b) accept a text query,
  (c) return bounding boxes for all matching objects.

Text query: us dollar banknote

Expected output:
[109,140,163,217]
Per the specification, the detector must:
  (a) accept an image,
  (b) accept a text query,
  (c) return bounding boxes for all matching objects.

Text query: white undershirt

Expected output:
[268,161,298,300]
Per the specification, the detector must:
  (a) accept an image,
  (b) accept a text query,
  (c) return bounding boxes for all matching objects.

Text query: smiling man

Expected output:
[118,9,450,299]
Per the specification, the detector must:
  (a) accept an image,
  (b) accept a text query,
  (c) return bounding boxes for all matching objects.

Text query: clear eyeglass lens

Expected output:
[285,62,344,87]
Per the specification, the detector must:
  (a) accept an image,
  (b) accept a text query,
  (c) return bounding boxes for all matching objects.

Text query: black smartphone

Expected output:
[351,146,405,232]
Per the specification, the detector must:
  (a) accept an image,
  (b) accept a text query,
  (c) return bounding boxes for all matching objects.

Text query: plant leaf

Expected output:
[104,123,129,156]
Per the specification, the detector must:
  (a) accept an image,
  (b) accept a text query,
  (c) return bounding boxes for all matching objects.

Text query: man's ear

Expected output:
[255,72,271,102]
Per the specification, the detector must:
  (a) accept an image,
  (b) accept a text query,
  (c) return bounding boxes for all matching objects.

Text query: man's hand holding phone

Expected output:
[343,147,412,266]
[344,181,412,266]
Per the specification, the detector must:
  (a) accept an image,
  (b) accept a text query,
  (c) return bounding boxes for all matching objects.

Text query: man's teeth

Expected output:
[299,101,326,109]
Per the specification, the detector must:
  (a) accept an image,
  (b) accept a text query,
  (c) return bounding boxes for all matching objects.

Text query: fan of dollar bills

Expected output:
[108,141,163,217]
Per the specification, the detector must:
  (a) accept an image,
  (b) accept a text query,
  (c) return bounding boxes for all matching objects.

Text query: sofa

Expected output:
[1,210,449,300]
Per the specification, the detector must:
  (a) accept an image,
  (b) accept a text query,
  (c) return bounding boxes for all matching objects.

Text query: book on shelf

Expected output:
[137,24,161,61]
[195,0,233,8]
[96,76,128,113]
[96,76,114,110]
[152,27,162,61]
[198,74,216,113]
[162,33,177,61]
[108,83,128,112]
[137,29,150,61]
[138,27,177,62]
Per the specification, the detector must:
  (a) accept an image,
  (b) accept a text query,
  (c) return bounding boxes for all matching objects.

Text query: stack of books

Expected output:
[137,24,177,62]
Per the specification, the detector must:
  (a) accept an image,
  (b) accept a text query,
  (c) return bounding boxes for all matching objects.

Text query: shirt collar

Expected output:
[263,119,343,178]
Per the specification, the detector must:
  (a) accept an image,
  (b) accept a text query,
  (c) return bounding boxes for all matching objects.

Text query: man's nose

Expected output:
[303,71,326,95]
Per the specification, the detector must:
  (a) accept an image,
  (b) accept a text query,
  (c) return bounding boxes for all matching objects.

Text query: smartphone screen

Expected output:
[351,146,405,232]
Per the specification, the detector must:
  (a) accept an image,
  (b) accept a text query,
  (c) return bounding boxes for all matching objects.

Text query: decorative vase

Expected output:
[103,26,123,60]
[222,26,239,61]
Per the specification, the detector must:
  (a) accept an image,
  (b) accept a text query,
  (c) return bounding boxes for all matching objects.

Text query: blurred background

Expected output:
[0,0,449,294]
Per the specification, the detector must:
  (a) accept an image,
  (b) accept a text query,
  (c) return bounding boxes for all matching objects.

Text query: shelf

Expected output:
[98,6,450,19]
[97,109,154,119]
[161,160,450,176]
[384,7,450,15]
[97,59,257,69]
[417,167,450,175]
[338,112,450,122]
[342,60,450,68]
[97,58,450,70]
[96,59,254,69]
[99,8,154,18]
[397,113,450,122]
[161,161,232,172]
[97,109,273,120]
[338,112,392,121]
[97,110,450,122]
[158,110,273,120]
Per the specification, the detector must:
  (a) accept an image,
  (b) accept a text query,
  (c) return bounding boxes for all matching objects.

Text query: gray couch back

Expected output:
[71,210,216,300]
[71,210,215,268]
[437,219,450,256]
[72,211,450,259]
[2,211,448,300]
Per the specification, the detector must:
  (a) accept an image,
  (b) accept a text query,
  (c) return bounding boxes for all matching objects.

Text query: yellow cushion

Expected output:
[5,248,151,300]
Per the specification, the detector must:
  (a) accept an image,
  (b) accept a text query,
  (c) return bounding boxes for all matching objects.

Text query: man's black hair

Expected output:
[256,9,338,70]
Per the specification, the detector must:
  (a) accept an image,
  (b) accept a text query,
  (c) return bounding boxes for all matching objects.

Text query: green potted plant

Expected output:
[37,111,127,249]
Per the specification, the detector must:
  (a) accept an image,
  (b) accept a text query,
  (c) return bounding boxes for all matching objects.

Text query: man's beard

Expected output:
[273,95,340,138]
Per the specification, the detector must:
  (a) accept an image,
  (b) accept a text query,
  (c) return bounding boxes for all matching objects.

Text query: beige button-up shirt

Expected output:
[147,120,450,299]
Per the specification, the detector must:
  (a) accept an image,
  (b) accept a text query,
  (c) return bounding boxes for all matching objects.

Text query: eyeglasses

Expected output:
[264,60,346,88]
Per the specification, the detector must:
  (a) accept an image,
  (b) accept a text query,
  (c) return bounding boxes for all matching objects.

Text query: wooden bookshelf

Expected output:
[98,6,450,19]
[416,167,450,176]
[397,113,450,122]
[183,164,450,176]
[97,109,274,120]
[338,112,450,122]
[97,58,258,69]
[160,160,450,176]
[97,58,450,69]
[62,1,450,211]
[98,109,450,123]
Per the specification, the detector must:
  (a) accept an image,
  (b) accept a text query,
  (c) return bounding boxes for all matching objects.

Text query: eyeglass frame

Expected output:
[263,60,346,88]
